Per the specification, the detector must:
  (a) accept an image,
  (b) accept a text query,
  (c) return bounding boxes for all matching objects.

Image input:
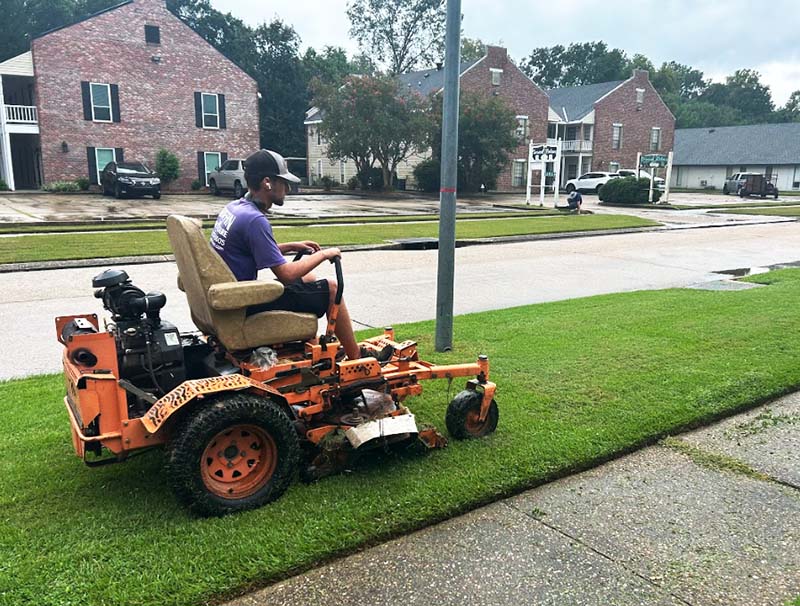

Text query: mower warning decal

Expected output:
[142,375,259,433]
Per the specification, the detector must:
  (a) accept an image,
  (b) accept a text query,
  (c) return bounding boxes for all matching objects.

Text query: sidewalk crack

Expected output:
[503,501,696,606]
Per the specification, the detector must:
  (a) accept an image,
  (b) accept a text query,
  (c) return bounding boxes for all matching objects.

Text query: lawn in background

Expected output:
[717,206,800,217]
[2,269,800,605]
[0,214,657,264]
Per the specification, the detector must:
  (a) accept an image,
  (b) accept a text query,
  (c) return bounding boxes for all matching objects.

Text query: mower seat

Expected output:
[166,214,318,351]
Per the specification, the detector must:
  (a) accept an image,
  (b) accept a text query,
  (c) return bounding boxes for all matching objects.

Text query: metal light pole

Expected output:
[434,0,461,352]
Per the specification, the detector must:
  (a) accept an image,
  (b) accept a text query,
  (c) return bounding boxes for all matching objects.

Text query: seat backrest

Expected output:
[166,214,237,336]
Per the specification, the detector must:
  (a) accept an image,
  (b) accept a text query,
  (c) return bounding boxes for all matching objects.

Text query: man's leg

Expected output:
[302,273,359,359]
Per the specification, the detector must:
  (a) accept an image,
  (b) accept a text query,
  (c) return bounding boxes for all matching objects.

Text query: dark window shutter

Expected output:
[110,84,121,123]
[218,94,226,129]
[194,92,202,128]
[221,152,228,166]
[197,151,205,183]
[81,82,92,121]
[87,147,97,184]
[115,148,124,163]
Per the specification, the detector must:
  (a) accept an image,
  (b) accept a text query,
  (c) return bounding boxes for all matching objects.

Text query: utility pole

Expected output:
[434,0,461,352]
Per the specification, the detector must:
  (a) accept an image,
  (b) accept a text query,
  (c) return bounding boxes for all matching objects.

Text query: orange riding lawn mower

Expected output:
[56,215,499,516]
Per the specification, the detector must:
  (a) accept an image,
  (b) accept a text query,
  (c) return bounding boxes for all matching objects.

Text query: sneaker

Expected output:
[359,344,393,362]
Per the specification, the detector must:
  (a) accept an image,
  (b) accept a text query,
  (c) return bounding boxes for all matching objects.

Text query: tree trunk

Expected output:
[381,165,392,191]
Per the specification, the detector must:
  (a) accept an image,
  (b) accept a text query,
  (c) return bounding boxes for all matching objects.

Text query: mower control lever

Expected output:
[292,249,344,304]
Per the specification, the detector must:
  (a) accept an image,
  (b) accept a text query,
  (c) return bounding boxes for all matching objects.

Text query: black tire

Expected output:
[153,192,161,200]
[234,180,244,199]
[209,179,219,196]
[565,184,576,194]
[595,184,603,195]
[446,389,498,440]
[166,393,299,516]
[114,183,124,199]
[722,185,729,195]
[774,192,779,200]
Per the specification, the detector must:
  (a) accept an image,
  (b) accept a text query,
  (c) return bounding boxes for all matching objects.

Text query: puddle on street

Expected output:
[714,261,800,277]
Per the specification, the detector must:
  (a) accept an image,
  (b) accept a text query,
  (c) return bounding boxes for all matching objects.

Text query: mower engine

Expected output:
[69,269,186,415]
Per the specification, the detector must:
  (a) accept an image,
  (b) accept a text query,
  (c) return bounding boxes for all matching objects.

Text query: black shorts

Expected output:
[246,279,330,318]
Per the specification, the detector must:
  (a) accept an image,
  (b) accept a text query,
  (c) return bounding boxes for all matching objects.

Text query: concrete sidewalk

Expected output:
[226,393,800,606]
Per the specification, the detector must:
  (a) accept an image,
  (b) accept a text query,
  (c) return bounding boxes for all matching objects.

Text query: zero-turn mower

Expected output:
[56,215,498,516]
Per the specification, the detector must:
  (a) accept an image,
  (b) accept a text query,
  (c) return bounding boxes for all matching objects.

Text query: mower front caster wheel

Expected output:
[446,389,498,439]
[166,393,299,516]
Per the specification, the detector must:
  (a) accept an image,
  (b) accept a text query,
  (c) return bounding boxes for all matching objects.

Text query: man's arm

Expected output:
[271,247,341,283]
[278,240,321,254]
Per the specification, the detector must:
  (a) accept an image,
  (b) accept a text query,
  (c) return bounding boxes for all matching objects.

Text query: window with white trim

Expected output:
[515,115,529,141]
[202,93,219,129]
[204,152,221,186]
[316,159,322,183]
[340,160,346,184]
[511,159,526,187]
[609,161,620,173]
[90,83,112,122]
[95,148,116,183]
[490,68,503,86]
[650,127,661,151]
[612,123,623,150]
[636,88,645,104]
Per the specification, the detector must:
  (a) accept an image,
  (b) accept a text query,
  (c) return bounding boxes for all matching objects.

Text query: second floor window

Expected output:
[636,88,645,105]
[202,93,219,128]
[650,127,661,151]
[91,83,112,122]
[195,92,226,129]
[490,68,502,86]
[516,116,529,141]
[612,124,623,150]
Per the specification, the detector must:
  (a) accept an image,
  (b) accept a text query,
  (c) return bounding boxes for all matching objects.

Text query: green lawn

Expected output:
[716,206,800,217]
[0,214,657,264]
[2,269,800,605]
[671,200,800,210]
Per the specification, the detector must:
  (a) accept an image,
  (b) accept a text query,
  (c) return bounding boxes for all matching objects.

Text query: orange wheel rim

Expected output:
[201,425,277,499]
[464,409,487,435]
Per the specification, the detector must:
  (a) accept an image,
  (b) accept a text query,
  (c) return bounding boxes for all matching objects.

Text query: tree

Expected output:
[672,98,743,128]
[775,90,800,122]
[522,42,629,88]
[428,91,518,192]
[651,61,707,100]
[520,45,565,88]
[346,0,446,75]
[460,37,486,62]
[314,75,431,189]
[701,69,774,123]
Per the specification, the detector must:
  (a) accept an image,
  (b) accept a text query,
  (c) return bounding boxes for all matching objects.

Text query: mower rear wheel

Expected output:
[166,393,299,516]
[446,389,498,439]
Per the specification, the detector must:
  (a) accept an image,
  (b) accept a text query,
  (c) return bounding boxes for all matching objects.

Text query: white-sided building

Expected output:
[672,123,800,192]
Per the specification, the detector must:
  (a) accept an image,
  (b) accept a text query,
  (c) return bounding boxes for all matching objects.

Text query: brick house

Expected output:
[306,48,674,191]
[0,0,259,192]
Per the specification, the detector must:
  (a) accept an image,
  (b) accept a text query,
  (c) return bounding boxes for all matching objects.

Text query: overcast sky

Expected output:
[210,0,800,105]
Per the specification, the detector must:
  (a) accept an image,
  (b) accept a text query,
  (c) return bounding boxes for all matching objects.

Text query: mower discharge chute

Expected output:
[56,215,498,516]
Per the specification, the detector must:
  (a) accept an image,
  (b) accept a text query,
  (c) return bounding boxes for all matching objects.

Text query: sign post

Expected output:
[639,153,669,204]
[525,139,534,205]
[530,142,559,207]
[662,151,674,204]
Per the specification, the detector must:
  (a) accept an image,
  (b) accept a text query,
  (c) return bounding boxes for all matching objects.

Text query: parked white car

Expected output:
[208,158,246,198]
[617,169,665,190]
[564,171,619,194]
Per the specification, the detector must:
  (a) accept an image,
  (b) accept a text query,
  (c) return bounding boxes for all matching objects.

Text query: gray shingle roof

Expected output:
[396,59,483,97]
[546,80,625,121]
[674,123,800,166]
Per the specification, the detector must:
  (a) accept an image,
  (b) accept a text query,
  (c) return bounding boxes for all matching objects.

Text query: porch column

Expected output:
[0,75,14,191]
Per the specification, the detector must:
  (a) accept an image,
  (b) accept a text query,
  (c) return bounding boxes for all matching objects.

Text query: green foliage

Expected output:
[599,177,661,204]
[346,0,445,74]
[43,180,80,192]
[319,175,337,191]
[412,158,441,192]
[346,175,360,190]
[190,179,202,191]
[315,75,431,190]
[155,149,180,185]
[428,91,518,192]
[0,178,8,191]
[460,37,486,62]
[521,41,629,88]
[357,167,385,190]
[75,176,90,191]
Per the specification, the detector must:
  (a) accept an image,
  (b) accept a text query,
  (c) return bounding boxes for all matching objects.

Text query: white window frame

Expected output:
[609,161,620,173]
[612,123,623,150]
[511,159,526,187]
[490,68,503,86]
[340,159,346,184]
[316,159,322,183]
[90,82,112,123]
[204,151,221,186]
[515,115,529,141]
[201,93,220,130]
[650,127,661,151]
[95,147,116,184]
[636,88,645,104]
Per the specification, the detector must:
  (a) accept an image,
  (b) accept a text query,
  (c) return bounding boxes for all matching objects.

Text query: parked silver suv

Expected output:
[722,172,761,195]
[208,159,245,198]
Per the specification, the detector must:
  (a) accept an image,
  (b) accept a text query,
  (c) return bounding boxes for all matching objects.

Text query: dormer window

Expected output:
[490,68,503,86]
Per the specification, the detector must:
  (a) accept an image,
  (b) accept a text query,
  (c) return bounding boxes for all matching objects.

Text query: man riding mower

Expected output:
[56,216,499,516]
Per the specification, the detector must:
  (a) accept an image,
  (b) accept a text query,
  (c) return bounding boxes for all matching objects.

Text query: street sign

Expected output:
[532,144,558,162]
[640,154,668,168]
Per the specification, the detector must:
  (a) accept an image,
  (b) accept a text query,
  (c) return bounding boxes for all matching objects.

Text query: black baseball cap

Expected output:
[244,149,300,184]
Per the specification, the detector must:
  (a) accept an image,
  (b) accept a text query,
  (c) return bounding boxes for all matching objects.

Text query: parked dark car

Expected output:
[101,161,161,199]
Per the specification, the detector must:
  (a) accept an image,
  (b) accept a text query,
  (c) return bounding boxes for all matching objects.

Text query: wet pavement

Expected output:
[225,392,800,606]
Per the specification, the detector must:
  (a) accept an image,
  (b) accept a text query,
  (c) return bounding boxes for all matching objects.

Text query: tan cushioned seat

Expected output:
[166,215,318,351]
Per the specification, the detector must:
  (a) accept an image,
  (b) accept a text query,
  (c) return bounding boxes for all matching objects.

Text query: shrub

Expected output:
[320,176,337,191]
[75,177,90,191]
[0,178,8,191]
[43,181,80,192]
[599,177,661,204]
[357,167,384,190]
[413,159,440,193]
[346,176,360,190]
[155,149,180,185]
[190,179,202,191]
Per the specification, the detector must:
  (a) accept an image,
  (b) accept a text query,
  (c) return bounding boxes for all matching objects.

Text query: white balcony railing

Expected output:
[4,105,38,124]
[546,138,593,153]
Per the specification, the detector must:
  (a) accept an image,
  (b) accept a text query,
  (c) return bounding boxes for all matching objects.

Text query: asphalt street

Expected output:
[3,220,800,380]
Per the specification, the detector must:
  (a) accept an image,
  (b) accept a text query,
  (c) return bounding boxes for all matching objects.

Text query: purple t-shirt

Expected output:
[210,199,286,281]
